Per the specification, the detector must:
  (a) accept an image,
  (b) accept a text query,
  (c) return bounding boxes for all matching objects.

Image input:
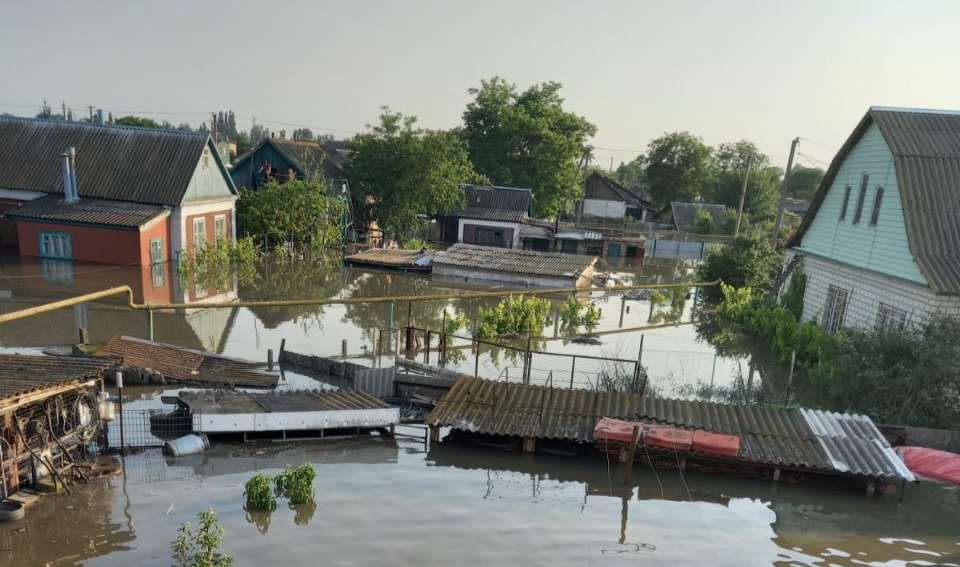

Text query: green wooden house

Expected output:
[230,137,346,192]
[787,107,960,332]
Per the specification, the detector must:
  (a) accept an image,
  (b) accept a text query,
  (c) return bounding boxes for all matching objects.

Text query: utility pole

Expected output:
[771,137,799,245]
[734,156,752,237]
[61,101,67,120]
[87,106,94,122]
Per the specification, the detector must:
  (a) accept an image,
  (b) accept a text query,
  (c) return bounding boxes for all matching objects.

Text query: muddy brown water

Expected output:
[0,438,957,567]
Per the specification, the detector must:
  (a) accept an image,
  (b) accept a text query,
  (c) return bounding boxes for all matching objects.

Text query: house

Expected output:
[432,243,598,287]
[578,172,656,222]
[434,184,531,248]
[0,117,237,266]
[787,107,960,332]
[661,202,729,233]
[230,137,346,193]
[519,218,646,261]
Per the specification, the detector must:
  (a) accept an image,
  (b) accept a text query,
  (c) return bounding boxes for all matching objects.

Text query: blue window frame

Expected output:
[39,232,73,259]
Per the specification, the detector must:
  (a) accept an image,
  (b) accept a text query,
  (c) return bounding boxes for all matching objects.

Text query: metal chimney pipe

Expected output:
[60,151,73,202]
[96,109,104,125]
[66,147,79,203]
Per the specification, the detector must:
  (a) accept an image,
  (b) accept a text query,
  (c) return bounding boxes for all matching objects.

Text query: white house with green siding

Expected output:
[787,107,960,332]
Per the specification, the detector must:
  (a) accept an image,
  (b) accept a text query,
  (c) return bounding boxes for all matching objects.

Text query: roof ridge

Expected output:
[0,115,207,138]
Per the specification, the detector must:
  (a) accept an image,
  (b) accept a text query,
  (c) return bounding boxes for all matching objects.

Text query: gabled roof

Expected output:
[668,202,728,232]
[5,194,168,228]
[789,107,960,294]
[456,184,531,222]
[232,138,344,181]
[0,116,233,206]
[583,172,653,206]
[433,243,596,278]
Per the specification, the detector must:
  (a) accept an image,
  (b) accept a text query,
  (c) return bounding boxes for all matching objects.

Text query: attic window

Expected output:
[839,186,852,221]
[869,187,884,226]
[852,173,868,224]
[203,148,210,170]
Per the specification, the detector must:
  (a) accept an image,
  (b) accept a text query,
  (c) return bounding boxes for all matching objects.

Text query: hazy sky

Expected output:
[2,0,959,170]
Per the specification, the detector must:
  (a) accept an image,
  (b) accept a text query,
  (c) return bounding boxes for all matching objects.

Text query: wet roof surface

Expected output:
[433,244,597,278]
[0,354,114,402]
[4,194,168,228]
[176,389,391,414]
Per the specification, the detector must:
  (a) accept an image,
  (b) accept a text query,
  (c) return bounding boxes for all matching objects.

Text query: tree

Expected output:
[347,108,477,241]
[787,165,825,201]
[114,115,162,128]
[462,77,597,218]
[688,208,715,234]
[291,128,314,142]
[615,155,646,188]
[696,233,782,301]
[250,124,271,145]
[710,140,782,221]
[235,179,346,255]
[643,132,713,211]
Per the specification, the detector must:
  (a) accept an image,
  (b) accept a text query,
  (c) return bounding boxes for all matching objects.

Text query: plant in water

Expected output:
[559,294,602,333]
[274,463,317,506]
[475,294,551,339]
[244,473,276,511]
[172,509,232,567]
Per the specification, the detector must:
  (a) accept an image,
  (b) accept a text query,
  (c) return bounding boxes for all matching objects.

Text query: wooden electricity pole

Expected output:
[771,138,800,245]
[734,156,753,237]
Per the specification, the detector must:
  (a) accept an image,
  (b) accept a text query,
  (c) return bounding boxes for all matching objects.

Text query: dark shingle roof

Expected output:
[789,108,960,294]
[0,117,229,206]
[583,172,653,206]
[668,202,728,232]
[4,194,168,228]
[456,184,531,222]
[433,243,596,278]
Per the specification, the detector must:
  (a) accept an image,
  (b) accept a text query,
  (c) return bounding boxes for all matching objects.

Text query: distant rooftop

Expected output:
[455,184,531,222]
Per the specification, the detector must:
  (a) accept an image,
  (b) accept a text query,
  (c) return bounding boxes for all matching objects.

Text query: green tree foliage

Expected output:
[114,115,163,128]
[558,295,601,332]
[462,77,597,218]
[348,109,476,241]
[236,179,346,255]
[475,295,551,339]
[696,234,782,301]
[291,127,314,142]
[615,155,646,188]
[273,463,317,505]
[787,164,825,201]
[710,140,782,221]
[172,509,232,567]
[643,131,713,211]
[688,208,715,234]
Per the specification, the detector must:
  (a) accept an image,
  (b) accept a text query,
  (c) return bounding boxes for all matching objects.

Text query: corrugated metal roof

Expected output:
[0,117,230,206]
[97,335,278,388]
[344,248,434,269]
[583,172,652,206]
[427,378,913,481]
[177,389,391,414]
[456,184,531,222]
[4,193,168,228]
[789,107,960,294]
[433,244,597,279]
[0,354,114,404]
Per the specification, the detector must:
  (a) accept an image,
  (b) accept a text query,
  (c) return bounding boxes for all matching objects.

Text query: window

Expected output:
[215,215,227,244]
[193,218,207,252]
[41,259,74,284]
[876,303,908,330]
[869,187,884,226]
[839,186,852,221]
[852,173,868,224]
[475,227,506,248]
[822,285,850,334]
[150,238,165,264]
[202,148,210,170]
[39,232,72,259]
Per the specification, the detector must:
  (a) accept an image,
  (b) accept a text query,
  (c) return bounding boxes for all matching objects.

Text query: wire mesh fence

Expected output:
[104,408,199,450]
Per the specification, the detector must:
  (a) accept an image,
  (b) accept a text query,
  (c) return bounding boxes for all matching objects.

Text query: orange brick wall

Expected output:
[184,209,233,256]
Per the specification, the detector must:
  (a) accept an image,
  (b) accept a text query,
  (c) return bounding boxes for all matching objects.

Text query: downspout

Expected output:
[67,147,79,203]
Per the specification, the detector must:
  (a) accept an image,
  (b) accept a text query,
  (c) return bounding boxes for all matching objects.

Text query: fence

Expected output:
[104,409,199,450]
[385,326,647,394]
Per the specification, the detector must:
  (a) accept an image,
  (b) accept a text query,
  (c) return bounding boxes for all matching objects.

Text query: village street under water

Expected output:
[0,253,958,566]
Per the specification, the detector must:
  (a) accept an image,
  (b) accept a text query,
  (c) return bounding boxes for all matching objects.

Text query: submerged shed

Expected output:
[427,378,915,484]
[432,244,598,287]
[344,248,435,272]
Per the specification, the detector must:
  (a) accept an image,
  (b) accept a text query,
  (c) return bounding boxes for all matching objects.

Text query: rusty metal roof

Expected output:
[4,194,169,228]
[97,335,278,388]
[0,116,234,206]
[176,389,391,414]
[433,244,597,279]
[0,354,114,405]
[427,378,914,481]
[456,184,531,222]
[789,107,960,294]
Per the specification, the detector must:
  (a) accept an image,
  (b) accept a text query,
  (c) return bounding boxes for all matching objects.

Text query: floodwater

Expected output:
[0,253,752,399]
[1,438,957,567]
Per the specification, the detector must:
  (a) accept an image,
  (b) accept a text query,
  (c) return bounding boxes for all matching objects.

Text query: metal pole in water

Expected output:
[619,297,626,328]
[116,371,125,457]
[146,309,154,342]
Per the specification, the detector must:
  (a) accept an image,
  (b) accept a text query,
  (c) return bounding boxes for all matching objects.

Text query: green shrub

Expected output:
[402,238,430,250]
[475,295,551,339]
[696,233,782,301]
[558,294,602,333]
[274,463,317,506]
[172,509,232,567]
[244,473,276,511]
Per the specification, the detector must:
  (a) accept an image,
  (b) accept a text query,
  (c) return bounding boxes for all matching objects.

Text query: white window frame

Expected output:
[39,231,72,259]
[214,214,227,245]
[876,302,908,330]
[193,218,207,252]
[822,285,850,334]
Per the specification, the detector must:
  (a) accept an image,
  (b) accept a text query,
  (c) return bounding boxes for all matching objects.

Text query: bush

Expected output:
[696,233,782,301]
[475,295,551,339]
[244,474,276,511]
[558,295,601,332]
[402,238,430,251]
[274,463,317,506]
[172,509,232,567]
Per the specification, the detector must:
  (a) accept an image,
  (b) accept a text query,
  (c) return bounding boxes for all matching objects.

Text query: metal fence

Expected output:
[104,409,199,450]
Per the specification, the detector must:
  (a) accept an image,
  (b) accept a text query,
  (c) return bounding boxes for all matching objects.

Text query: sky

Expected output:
[2,0,959,171]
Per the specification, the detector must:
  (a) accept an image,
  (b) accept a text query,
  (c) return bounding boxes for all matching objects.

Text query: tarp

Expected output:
[896,446,960,485]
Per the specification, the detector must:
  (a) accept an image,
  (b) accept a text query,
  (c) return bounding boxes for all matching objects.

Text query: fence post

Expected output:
[636,334,646,396]
[441,311,448,369]
[783,349,797,407]
[570,356,576,389]
[553,309,560,338]
[425,331,431,364]
[524,333,532,385]
[146,309,154,342]
[342,339,348,357]
[474,340,480,378]
[619,297,626,328]
[116,371,125,456]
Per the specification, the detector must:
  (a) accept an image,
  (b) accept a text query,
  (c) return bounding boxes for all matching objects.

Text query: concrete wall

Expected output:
[582,198,626,219]
[799,252,960,330]
[797,123,925,285]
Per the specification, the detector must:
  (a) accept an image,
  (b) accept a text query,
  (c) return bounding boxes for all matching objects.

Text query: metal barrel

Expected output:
[163,433,210,457]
